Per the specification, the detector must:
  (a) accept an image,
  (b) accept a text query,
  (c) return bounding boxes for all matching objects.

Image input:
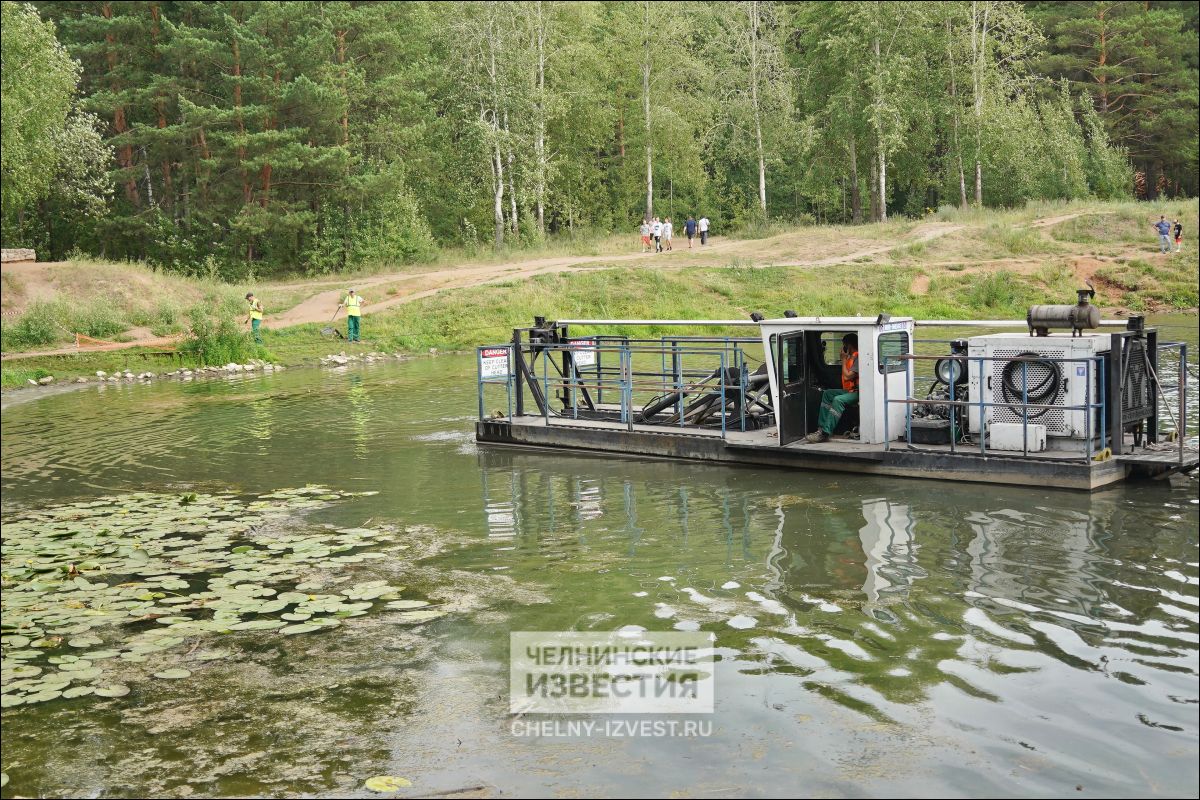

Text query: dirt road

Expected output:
[0,215,1064,361]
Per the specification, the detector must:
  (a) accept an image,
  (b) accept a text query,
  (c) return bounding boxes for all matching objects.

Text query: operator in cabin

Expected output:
[804,333,859,443]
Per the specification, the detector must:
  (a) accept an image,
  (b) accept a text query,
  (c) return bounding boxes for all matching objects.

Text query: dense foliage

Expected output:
[1,1,1196,277]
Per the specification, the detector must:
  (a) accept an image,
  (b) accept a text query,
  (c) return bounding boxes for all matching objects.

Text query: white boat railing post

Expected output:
[883,356,891,452]
[978,357,987,456]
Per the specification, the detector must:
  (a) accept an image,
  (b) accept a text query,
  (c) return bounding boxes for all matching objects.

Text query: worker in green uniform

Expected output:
[339,289,365,342]
[805,333,859,443]
[245,292,264,343]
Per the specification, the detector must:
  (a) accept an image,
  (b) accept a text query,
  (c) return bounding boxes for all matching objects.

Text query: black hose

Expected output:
[1000,352,1062,419]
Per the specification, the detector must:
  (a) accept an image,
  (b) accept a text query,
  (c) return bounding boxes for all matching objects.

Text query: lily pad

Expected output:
[152,668,192,680]
[94,684,132,698]
[384,600,431,611]
[365,775,412,793]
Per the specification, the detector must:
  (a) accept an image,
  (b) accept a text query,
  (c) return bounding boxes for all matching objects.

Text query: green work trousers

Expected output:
[818,390,858,435]
[347,315,361,342]
[251,317,262,343]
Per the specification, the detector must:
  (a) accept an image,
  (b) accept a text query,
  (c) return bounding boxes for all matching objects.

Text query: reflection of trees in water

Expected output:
[473,450,1196,719]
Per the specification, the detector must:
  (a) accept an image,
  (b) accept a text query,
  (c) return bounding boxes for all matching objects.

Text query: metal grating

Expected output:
[990,348,1068,433]
[1121,338,1154,420]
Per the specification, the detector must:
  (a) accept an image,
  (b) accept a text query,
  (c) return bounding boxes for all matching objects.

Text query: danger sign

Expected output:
[480,347,511,378]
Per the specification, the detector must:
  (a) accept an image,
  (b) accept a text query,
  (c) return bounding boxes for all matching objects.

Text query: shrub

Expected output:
[1,302,61,349]
[178,302,267,366]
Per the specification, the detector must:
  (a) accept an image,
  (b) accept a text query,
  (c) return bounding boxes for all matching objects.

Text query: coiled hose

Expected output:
[1000,352,1062,419]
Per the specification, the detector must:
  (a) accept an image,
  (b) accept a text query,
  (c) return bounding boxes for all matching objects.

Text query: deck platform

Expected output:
[476,415,1198,492]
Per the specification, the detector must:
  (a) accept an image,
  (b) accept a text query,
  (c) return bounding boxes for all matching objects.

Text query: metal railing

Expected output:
[478,339,755,439]
[883,352,1106,462]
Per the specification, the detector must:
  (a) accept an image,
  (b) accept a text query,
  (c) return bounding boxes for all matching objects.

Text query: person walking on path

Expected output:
[1172,218,1183,252]
[339,289,366,342]
[685,216,697,248]
[1153,216,1172,254]
[663,217,674,251]
[699,215,710,246]
[804,333,859,443]
[639,219,652,252]
[652,217,664,253]
[245,292,265,344]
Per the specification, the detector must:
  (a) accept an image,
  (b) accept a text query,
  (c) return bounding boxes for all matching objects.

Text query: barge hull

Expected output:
[476,418,1158,492]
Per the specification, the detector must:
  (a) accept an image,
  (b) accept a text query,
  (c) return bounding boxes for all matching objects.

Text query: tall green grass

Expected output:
[177,300,272,366]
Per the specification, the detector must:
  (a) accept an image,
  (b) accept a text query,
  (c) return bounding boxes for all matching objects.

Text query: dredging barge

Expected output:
[474,297,1196,491]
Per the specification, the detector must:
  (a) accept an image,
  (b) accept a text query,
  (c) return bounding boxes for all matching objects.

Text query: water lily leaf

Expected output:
[153,668,192,680]
[94,684,131,697]
[25,689,64,703]
[10,664,42,678]
[68,636,103,648]
[365,775,412,793]
[62,685,94,698]
[384,600,431,610]
[64,666,103,681]
[280,623,323,635]
[4,635,32,649]
[228,620,285,631]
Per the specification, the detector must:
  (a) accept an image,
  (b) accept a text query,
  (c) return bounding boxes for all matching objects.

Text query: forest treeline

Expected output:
[2,1,1197,278]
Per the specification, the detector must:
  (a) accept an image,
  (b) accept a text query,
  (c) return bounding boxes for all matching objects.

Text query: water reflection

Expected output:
[473,446,1198,744]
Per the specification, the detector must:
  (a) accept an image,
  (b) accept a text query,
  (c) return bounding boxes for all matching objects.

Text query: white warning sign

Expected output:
[480,347,511,378]
[571,339,597,368]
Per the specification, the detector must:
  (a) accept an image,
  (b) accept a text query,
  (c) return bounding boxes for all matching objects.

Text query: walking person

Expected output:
[699,215,710,246]
[663,217,674,251]
[1153,216,1172,254]
[338,289,366,342]
[685,215,697,249]
[652,217,663,253]
[245,292,264,344]
[1172,218,1183,252]
[804,334,859,443]
[639,219,652,253]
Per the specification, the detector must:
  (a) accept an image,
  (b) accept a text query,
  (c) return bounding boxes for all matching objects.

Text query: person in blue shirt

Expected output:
[1153,216,1172,253]
[685,216,697,249]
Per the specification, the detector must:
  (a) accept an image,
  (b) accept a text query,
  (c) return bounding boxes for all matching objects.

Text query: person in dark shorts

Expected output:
[685,216,697,248]
[1172,219,1182,252]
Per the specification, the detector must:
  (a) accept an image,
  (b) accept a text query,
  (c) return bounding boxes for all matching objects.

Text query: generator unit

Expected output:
[967,333,1110,442]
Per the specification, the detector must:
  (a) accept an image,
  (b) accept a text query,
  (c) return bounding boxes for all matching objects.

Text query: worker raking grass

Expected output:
[245,292,264,343]
[338,289,366,342]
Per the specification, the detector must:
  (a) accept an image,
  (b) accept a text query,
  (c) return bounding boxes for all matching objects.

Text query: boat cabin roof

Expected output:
[758,316,913,331]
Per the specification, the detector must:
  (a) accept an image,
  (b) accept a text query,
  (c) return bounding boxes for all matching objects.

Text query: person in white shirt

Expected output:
[652,217,663,253]
[663,218,673,251]
[698,216,710,245]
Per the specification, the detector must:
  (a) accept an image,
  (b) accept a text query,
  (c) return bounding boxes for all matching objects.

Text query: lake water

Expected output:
[1,318,1197,798]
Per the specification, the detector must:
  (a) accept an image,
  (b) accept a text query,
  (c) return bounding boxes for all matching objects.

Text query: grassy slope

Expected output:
[3,199,1196,388]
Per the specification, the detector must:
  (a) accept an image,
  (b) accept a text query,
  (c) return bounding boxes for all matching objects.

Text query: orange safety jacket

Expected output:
[841,350,859,392]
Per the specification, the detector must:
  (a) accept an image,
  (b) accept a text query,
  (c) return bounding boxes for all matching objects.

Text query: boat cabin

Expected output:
[759,316,913,445]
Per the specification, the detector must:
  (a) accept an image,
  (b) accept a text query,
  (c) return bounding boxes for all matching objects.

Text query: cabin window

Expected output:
[878,331,909,373]
[771,334,805,385]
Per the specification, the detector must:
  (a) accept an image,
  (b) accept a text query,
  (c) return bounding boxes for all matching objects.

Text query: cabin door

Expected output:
[777,332,809,445]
